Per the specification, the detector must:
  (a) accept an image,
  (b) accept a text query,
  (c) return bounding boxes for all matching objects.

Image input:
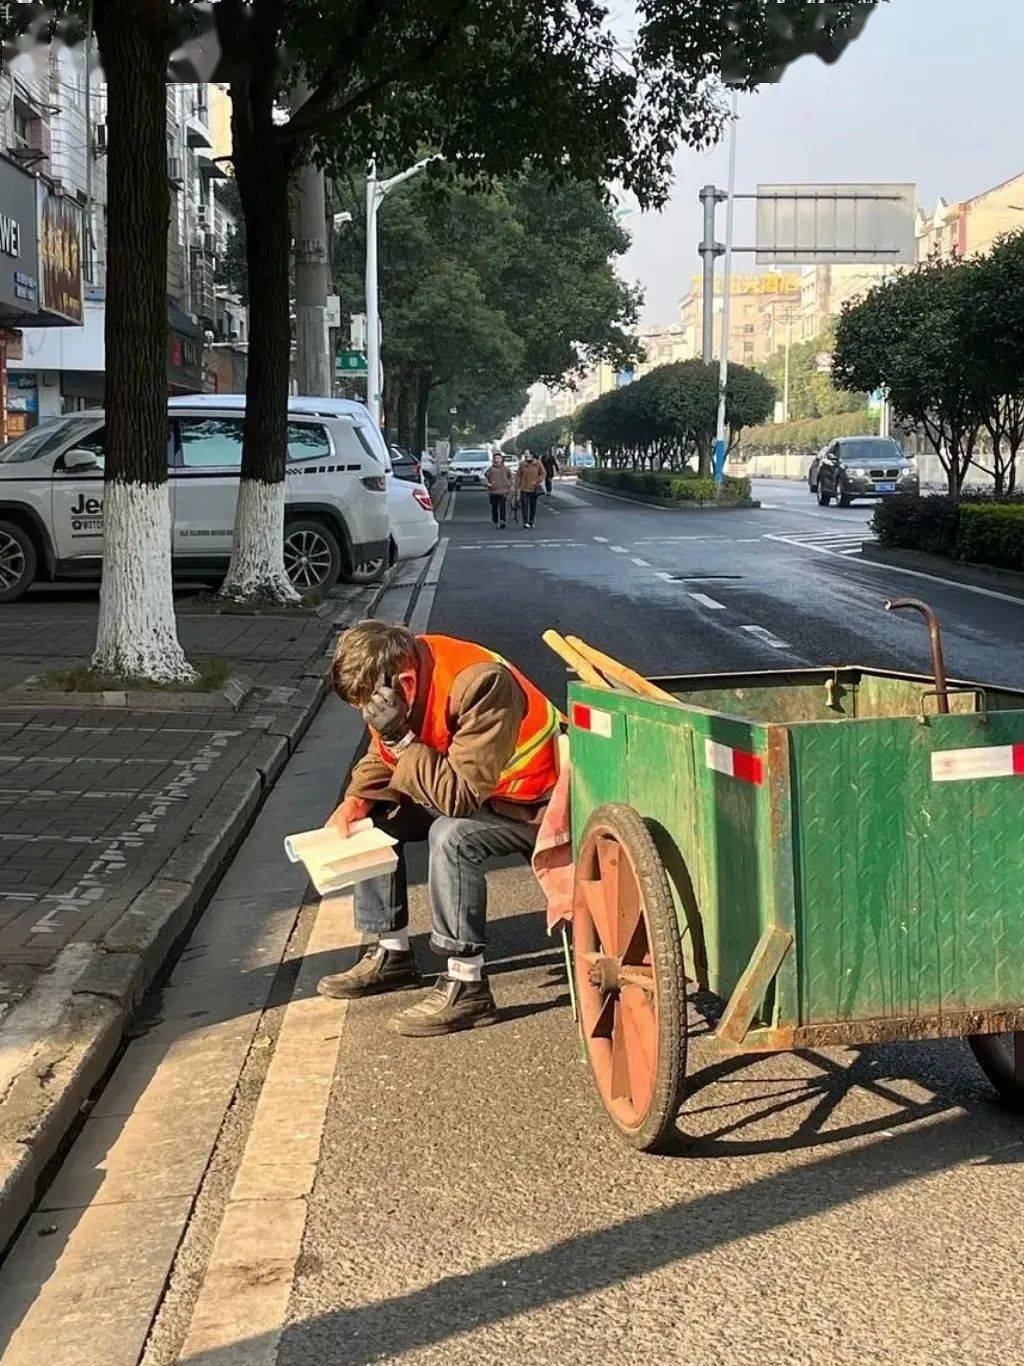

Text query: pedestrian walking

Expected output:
[483,449,511,528]
[318,621,561,1035]
[541,449,558,495]
[516,451,545,529]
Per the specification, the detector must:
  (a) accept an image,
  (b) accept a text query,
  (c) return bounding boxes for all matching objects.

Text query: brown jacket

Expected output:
[516,458,545,493]
[346,652,547,824]
[484,462,512,495]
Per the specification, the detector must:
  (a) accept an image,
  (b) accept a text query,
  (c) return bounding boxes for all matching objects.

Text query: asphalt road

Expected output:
[6,479,1023,1365]
[277,478,1024,1365]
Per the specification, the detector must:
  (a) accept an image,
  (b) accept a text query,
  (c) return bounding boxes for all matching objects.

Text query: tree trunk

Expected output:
[92,0,193,682]
[395,375,416,450]
[222,41,298,604]
[290,81,331,399]
[413,373,433,456]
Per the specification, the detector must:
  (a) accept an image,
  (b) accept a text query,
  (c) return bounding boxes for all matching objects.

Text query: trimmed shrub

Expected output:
[741,410,873,455]
[580,466,751,505]
[871,494,960,556]
[956,503,1024,571]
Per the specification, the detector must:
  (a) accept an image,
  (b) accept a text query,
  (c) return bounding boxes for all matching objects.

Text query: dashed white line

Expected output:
[655,571,674,582]
[689,593,726,611]
[741,625,791,650]
[610,545,628,554]
[593,536,609,543]
[630,557,650,567]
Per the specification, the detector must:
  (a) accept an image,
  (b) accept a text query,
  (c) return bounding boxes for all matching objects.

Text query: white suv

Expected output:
[0,394,390,602]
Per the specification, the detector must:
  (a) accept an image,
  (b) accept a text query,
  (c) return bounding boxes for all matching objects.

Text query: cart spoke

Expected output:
[620,985,657,1114]
[580,877,617,956]
[618,964,655,992]
[595,837,622,946]
[610,1000,630,1100]
[616,863,642,963]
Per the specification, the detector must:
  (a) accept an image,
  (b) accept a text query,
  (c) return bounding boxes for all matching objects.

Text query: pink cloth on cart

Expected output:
[532,760,574,931]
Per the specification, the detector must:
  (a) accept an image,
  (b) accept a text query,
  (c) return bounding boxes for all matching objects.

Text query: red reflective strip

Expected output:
[572,702,592,731]
[1014,745,1024,776]
[732,749,764,786]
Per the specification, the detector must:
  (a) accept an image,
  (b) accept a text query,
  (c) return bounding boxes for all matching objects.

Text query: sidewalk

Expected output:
[0,581,386,1249]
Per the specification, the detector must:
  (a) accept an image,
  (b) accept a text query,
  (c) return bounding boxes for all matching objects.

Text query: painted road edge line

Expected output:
[177,894,363,1363]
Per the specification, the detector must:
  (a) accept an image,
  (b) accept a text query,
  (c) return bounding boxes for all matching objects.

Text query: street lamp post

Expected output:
[713,88,739,487]
[365,156,441,430]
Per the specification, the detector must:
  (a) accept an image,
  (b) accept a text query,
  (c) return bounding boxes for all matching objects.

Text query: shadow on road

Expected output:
[177,1106,1021,1366]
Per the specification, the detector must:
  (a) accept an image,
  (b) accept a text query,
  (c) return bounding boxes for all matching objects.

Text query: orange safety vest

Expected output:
[377,634,561,804]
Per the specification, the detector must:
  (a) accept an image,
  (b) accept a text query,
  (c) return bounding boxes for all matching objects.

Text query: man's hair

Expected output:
[332,620,418,706]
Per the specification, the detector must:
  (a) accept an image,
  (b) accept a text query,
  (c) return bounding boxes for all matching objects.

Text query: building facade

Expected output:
[6,58,248,424]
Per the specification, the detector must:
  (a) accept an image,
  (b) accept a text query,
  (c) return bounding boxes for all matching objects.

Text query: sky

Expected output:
[621,0,1024,324]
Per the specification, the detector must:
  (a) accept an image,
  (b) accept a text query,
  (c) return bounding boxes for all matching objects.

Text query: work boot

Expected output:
[389,974,500,1036]
[317,943,421,999]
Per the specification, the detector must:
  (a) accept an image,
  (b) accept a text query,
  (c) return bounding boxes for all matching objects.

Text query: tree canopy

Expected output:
[832,239,1024,495]
[760,326,867,421]
[331,170,640,451]
[574,361,775,474]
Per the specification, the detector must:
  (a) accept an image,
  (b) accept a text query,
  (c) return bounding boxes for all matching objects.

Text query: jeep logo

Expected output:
[71,493,103,516]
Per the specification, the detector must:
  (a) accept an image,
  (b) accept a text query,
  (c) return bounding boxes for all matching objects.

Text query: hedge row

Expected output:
[740,410,873,455]
[871,493,1024,570]
[580,466,752,505]
[957,503,1024,571]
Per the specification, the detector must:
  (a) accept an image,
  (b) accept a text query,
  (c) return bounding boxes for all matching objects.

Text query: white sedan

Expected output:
[389,475,438,561]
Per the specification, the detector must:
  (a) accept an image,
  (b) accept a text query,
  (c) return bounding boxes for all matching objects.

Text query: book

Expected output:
[284,818,399,895]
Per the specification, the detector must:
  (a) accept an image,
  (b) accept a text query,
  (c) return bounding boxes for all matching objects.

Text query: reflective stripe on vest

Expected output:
[378,635,561,804]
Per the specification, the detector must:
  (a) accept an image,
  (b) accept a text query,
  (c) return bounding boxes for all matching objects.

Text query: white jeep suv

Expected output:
[0,394,390,602]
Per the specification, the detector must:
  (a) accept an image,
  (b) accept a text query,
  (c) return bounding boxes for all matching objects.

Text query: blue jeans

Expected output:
[353,802,538,956]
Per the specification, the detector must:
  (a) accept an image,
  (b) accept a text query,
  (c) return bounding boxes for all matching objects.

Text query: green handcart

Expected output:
[567,656,1024,1151]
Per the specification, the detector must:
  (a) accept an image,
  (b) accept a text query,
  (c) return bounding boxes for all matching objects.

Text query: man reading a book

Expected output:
[319,621,561,1036]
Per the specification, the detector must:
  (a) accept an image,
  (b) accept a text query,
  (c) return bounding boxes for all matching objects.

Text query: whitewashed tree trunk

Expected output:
[92,482,195,682]
[218,478,299,603]
[92,0,194,685]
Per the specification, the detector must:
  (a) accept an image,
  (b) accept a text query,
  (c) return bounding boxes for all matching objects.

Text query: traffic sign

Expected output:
[335,350,368,373]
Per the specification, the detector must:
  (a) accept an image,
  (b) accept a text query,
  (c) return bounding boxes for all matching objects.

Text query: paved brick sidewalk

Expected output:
[0,709,262,982]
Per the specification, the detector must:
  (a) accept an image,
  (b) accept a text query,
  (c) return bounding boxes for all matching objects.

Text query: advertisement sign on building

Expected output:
[36,186,84,324]
[0,156,38,315]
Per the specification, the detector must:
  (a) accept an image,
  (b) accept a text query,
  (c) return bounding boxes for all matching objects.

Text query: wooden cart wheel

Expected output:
[572,803,687,1151]
[969,1032,1024,1109]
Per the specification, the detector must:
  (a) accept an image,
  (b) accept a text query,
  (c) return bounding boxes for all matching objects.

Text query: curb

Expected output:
[2,673,255,713]
[860,543,1024,600]
[0,626,343,1254]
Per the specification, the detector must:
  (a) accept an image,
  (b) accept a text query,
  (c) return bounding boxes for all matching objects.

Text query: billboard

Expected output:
[37,186,84,324]
[756,183,916,266]
[0,155,38,315]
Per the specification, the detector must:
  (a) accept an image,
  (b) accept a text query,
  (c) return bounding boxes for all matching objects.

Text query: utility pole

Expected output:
[713,89,739,486]
[291,83,331,396]
[698,184,724,362]
[365,155,440,431]
[782,309,795,422]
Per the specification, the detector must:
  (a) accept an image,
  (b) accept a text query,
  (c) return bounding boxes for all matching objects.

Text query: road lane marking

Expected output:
[610,545,628,553]
[741,625,791,650]
[630,557,650,567]
[689,593,727,610]
[655,571,673,581]
[592,536,609,543]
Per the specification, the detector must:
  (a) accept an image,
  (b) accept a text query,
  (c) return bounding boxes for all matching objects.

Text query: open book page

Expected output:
[284,819,399,895]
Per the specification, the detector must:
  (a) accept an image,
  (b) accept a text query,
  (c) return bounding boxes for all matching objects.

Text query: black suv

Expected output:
[814,436,918,507]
